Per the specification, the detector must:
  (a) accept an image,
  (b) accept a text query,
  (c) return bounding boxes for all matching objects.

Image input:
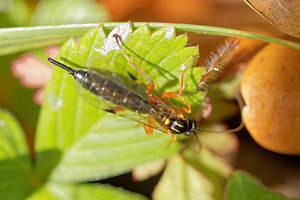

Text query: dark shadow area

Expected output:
[235,129,300,185]
[34,149,62,181]
[233,122,300,198]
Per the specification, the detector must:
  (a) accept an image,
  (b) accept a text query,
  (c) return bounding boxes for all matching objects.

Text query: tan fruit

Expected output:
[241,43,300,155]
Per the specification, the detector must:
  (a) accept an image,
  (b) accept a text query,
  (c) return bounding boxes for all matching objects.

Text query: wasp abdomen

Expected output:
[74,70,154,114]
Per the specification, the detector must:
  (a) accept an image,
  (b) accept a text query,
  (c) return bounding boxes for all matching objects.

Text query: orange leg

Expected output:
[167,130,177,142]
[105,106,124,116]
[147,118,154,136]
[160,92,178,99]
[179,55,195,95]
[143,125,153,136]
[143,119,154,136]
[146,82,160,104]
[180,94,191,113]
[160,91,191,114]
[159,56,195,113]
[164,130,177,148]
[113,34,153,84]
[160,56,194,99]
[113,34,161,105]
[148,126,154,136]
[112,106,124,112]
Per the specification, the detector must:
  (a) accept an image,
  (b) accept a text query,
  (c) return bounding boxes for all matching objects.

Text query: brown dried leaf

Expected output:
[241,43,300,155]
[244,0,300,37]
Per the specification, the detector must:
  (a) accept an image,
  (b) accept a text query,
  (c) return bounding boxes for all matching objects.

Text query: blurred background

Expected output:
[0,0,299,198]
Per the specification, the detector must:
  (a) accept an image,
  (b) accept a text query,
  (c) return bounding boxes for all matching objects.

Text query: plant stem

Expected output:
[0,22,299,56]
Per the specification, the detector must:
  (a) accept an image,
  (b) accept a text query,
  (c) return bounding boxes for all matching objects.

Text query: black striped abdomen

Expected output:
[74,70,154,114]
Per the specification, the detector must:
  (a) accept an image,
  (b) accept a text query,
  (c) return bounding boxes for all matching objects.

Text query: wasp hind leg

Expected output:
[129,73,159,105]
[161,55,196,114]
[113,34,160,105]
[128,72,159,105]
[127,71,159,105]
[160,56,195,114]
[113,34,153,84]
[160,92,191,114]
[165,130,177,148]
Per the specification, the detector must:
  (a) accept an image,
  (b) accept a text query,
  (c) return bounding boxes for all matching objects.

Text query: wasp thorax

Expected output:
[163,117,197,135]
[73,70,88,83]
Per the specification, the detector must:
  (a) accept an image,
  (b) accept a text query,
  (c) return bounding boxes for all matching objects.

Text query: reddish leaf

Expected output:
[11,46,59,105]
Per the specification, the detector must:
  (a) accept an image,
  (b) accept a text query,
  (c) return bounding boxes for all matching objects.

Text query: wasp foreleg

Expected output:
[167,130,177,142]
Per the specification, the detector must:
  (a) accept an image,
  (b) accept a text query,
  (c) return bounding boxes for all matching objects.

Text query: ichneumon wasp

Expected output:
[48,32,239,143]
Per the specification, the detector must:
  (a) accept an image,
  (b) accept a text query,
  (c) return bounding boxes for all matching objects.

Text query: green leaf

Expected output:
[27,183,147,200]
[36,23,202,182]
[31,0,110,26]
[153,154,215,200]
[225,171,293,200]
[83,24,202,108]
[153,146,233,200]
[206,73,242,122]
[0,108,40,200]
[47,116,179,182]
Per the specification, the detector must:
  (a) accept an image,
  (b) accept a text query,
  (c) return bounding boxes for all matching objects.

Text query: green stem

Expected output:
[106,22,300,50]
[0,22,299,56]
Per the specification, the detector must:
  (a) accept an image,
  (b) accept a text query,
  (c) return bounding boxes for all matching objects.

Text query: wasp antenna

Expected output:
[227,91,245,132]
[216,91,245,133]
[200,121,244,133]
[193,132,202,152]
[48,58,75,75]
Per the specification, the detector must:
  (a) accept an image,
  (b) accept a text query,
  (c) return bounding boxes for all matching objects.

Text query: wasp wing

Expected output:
[75,78,168,134]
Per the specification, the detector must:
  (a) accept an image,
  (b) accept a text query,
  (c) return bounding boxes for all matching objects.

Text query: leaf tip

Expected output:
[93,23,133,56]
[164,26,176,40]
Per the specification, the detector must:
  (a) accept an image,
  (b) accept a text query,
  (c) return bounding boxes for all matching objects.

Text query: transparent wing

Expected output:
[75,81,169,133]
